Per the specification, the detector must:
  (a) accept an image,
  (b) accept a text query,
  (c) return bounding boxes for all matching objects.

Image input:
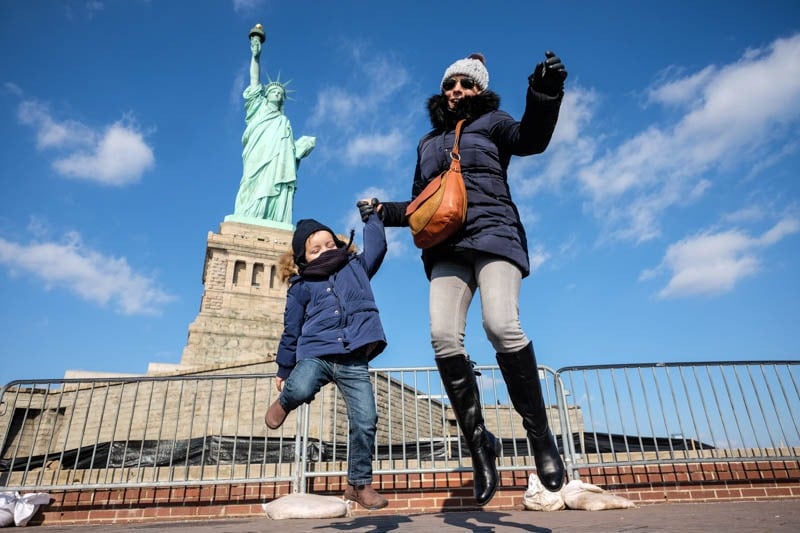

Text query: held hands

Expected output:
[529,50,568,96]
[275,377,284,392]
[357,198,383,222]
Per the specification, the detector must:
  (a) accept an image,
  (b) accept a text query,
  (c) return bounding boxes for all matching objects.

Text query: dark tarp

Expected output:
[0,436,448,472]
[573,432,713,454]
[0,432,710,473]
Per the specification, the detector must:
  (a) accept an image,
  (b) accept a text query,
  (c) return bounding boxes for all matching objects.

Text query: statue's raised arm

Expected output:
[227,23,315,230]
[249,25,263,88]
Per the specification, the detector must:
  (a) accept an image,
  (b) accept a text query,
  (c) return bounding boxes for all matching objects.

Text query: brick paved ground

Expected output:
[35,500,800,532]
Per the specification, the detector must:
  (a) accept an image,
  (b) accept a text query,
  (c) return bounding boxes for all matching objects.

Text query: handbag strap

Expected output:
[449,119,465,169]
[450,119,465,157]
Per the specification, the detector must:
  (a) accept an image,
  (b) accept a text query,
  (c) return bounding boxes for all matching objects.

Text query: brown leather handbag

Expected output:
[405,119,468,249]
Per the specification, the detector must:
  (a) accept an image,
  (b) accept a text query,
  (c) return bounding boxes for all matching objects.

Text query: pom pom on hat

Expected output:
[441,53,489,91]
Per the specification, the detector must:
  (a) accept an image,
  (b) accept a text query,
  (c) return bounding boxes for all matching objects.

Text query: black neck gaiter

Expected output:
[299,230,354,279]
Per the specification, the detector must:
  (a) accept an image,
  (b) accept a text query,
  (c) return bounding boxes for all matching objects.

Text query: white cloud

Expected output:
[310,87,362,126]
[17,100,94,149]
[511,85,598,197]
[578,33,800,243]
[722,206,767,224]
[759,217,800,245]
[529,244,550,273]
[0,232,174,315]
[308,48,417,168]
[598,176,711,244]
[647,65,717,107]
[515,203,540,227]
[26,216,52,240]
[53,122,155,185]
[640,217,799,298]
[310,53,411,130]
[85,1,104,16]
[552,86,598,145]
[229,69,247,107]
[232,0,266,13]
[4,82,23,97]
[344,129,406,165]
[15,98,154,186]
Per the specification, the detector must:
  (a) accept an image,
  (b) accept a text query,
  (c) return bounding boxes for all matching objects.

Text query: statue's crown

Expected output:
[264,73,293,97]
[265,81,286,92]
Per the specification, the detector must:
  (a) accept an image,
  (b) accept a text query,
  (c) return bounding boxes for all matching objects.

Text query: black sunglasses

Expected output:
[442,77,476,91]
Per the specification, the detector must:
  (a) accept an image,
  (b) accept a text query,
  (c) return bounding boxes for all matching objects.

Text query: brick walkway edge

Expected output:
[33,459,800,526]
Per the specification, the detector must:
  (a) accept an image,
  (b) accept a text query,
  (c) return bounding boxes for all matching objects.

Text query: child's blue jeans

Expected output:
[278,351,377,486]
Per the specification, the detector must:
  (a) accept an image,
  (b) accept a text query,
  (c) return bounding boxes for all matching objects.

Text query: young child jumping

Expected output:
[265,210,388,510]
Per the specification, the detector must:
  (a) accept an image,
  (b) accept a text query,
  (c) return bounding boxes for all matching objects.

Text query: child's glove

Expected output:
[357,198,383,222]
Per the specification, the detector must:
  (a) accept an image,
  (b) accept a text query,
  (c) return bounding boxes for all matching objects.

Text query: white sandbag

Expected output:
[0,493,14,527]
[522,473,565,512]
[562,479,636,511]
[0,492,51,527]
[14,492,50,527]
[262,493,348,520]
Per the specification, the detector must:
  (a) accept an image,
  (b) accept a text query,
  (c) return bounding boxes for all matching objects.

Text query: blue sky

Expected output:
[1,0,799,386]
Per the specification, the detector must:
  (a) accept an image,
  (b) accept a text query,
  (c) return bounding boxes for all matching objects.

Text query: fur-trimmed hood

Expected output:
[427,90,501,131]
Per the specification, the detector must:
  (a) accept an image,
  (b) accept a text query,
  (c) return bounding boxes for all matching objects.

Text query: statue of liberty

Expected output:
[227,24,315,230]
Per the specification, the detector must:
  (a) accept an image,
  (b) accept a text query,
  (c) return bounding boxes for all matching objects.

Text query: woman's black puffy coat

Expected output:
[382,87,562,279]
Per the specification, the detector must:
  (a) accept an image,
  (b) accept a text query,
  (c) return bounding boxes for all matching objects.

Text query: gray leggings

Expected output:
[429,255,529,359]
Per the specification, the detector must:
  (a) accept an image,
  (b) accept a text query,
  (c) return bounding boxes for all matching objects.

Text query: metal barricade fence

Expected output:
[0,375,302,491]
[1,361,798,493]
[555,361,800,481]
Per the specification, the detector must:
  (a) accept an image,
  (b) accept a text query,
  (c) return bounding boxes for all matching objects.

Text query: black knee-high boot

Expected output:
[436,355,500,506]
[496,342,565,492]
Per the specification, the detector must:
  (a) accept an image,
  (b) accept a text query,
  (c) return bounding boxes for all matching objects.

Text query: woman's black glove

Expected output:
[357,198,382,222]
[529,50,568,96]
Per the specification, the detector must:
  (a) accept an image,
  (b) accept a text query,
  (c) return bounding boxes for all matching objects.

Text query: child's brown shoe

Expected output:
[265,400,287,429]
[343,484,388,510]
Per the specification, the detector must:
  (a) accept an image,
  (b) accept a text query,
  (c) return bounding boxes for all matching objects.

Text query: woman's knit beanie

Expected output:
[440,53,489,91]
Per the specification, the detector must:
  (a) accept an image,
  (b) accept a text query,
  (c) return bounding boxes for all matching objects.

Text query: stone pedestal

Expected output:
[179,221,293,368]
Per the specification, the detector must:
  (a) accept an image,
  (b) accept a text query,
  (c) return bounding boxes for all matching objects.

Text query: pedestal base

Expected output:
[179,221,294,368]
